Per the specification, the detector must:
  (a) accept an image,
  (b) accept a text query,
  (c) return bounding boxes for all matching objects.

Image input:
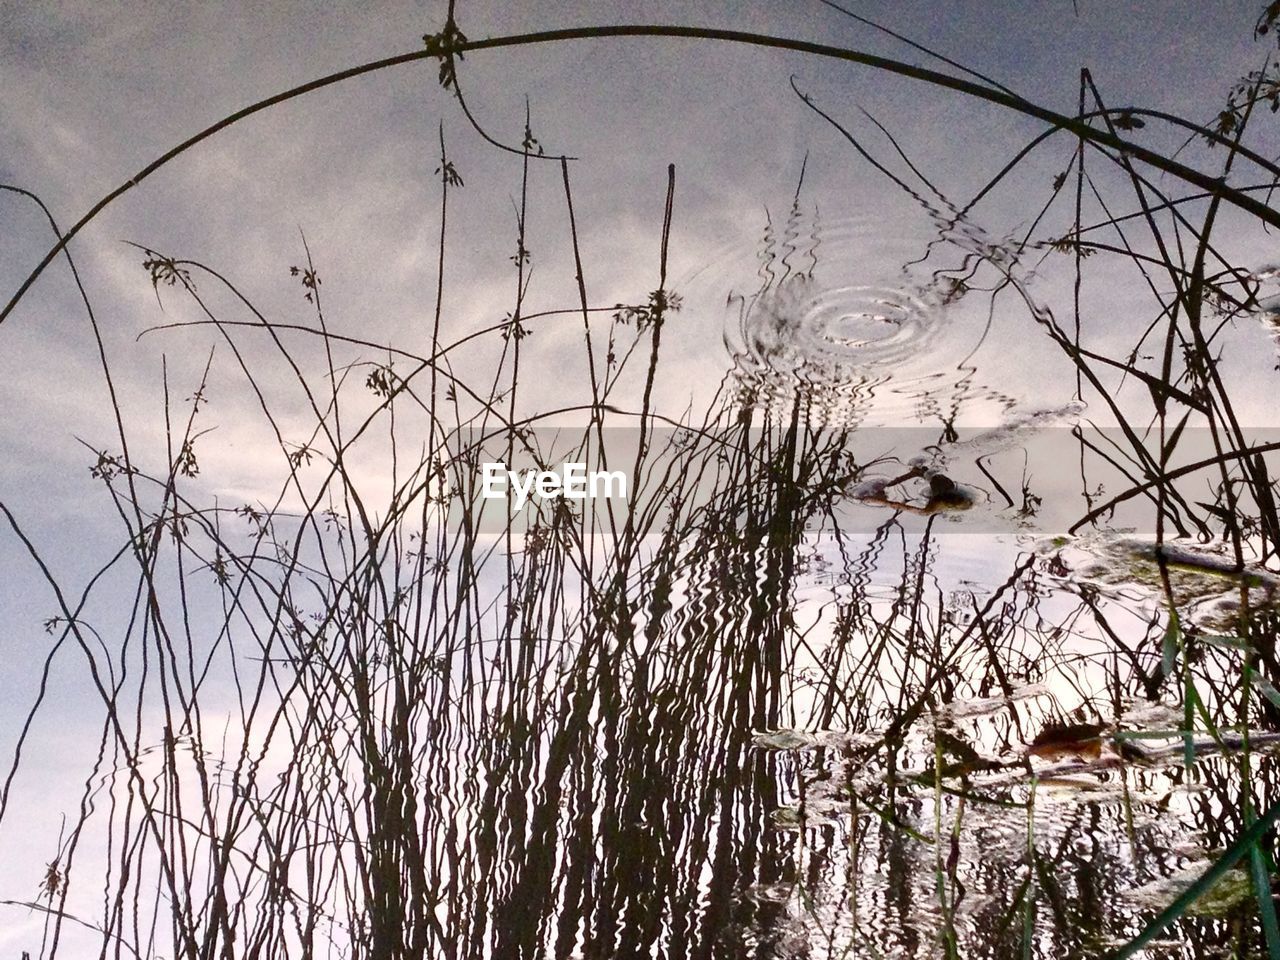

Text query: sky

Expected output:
[3,0,1280,944]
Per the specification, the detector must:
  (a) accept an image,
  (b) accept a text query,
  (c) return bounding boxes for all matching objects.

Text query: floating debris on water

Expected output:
[936,683,1052,720]
[1123,865,1256,919]
[751,728,872,752]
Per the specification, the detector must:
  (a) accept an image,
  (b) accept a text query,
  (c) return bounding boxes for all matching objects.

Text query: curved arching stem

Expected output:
[5,23,1277,326]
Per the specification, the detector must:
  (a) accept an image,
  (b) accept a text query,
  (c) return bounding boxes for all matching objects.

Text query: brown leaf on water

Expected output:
[1026,721,1108,760]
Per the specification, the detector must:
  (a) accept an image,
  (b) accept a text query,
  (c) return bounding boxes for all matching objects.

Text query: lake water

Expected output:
[4,6,1280,959]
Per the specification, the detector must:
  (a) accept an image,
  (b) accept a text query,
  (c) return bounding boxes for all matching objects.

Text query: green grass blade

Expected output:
[1200,633,1253,652]
[1250,843,1280,959]
[1023,780,1036,960]
[1161,609,1181,678]
[1186,681,1227,751]
[1113,729,1197,740]
[1183,671,1196,770]
[1105,798,1280,959]
[1249,666,1280,710]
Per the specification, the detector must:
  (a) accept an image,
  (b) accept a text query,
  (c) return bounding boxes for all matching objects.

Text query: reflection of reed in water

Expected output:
[14,26,1280,956]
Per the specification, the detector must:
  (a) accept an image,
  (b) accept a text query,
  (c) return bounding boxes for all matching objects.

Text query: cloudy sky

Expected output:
[2,0,1274,453]
[2,0,1280,944]
[2,1,1276,669]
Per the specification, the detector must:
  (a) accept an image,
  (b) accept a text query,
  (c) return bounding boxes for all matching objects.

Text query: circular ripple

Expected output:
[739,278,942,378]
[672,209,1030,427]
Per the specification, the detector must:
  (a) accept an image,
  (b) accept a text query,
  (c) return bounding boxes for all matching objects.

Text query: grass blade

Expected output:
[1249,666,1280,711]
[1250,843,1280,959]
[1105,798,1280,959]
[1161,608,1181,678]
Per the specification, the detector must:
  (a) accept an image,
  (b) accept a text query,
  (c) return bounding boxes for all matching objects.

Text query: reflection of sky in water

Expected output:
[3,2,1280,956]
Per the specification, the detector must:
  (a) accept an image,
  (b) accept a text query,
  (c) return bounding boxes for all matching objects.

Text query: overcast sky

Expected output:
[2,1,1274,458]
[3,2,1277,661]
